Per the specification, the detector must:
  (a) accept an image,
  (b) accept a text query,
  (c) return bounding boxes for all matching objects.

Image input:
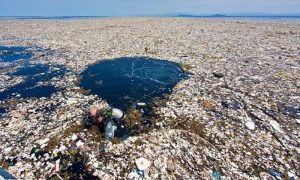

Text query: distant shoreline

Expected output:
[0,16,299,23]
[0,15,300,20]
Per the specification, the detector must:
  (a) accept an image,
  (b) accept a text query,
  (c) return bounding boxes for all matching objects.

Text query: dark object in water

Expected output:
[80,57,187,111]
[6,157,18,166]
[212,72,224,78]
[0,168,16,179]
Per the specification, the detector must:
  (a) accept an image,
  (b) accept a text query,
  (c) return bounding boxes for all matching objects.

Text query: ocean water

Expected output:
[80,57,187,112]
[0,107,5,115]
[0,16,108,21]
[1,64,66,100]
[175,15,300,22]
[0,46,32,62]
[0,46,67,115]
[1,16,299,22]
[209,16,300,22]
[0,64,66,100]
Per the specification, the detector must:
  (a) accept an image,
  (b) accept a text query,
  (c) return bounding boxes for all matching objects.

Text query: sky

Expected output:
[0,0,299,16]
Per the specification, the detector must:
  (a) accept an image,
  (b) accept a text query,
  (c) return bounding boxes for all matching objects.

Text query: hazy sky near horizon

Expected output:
[0,0,299,16]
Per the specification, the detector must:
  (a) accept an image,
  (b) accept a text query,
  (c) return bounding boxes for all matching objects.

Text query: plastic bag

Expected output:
[105,121,118,139]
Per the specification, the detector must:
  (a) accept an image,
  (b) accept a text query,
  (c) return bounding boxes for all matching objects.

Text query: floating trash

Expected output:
[268,168,284,179]
[245,120,255,130]
[128,168,145,179]
[0,64,67,100]
[80,57,187,111]
[212,171,221,180]
[135,157,151,171]
[85,106,128,139]
[270,120,284,133]
[0,168,15,180]
[221,99,243,110]
[288,172,296,180]
[137,102,146,107]
[0,45,68,116]
[0,45,67,101]
[277,103,300,119]
[105,121,118,139]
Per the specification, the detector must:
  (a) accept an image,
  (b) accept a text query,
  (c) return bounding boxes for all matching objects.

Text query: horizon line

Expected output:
[1,14,300,18]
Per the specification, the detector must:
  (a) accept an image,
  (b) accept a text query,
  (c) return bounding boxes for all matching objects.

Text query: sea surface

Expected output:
[202,16,300,22]
[0,16,299,22]
[80,57,187,112]
[0,45,67,115]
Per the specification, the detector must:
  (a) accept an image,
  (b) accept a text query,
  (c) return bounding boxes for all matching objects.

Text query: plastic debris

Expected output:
[66,98,78,105]
[259,172,272,179]
[127,171,138,179]
[34,148,41,153]
[55,159,60,172]
[76,140,84,148]
[71,134,78,141]
[212,171,221,180]
[277,103,300,119]
[288,172,296,180]
[59,145,67,152]
[56,173,63,180]
[38,138,50,147]
[245,121,255,130]
[105,121,118,139]
[31,147,44,158]
[0,19,299,180]
[0,168,15,180]
[135,157,151,171]
[137,102,146,106]
[270,120,283,133]
[128,168,145,179]
[269,169,283,178]
[212,72,224,78]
